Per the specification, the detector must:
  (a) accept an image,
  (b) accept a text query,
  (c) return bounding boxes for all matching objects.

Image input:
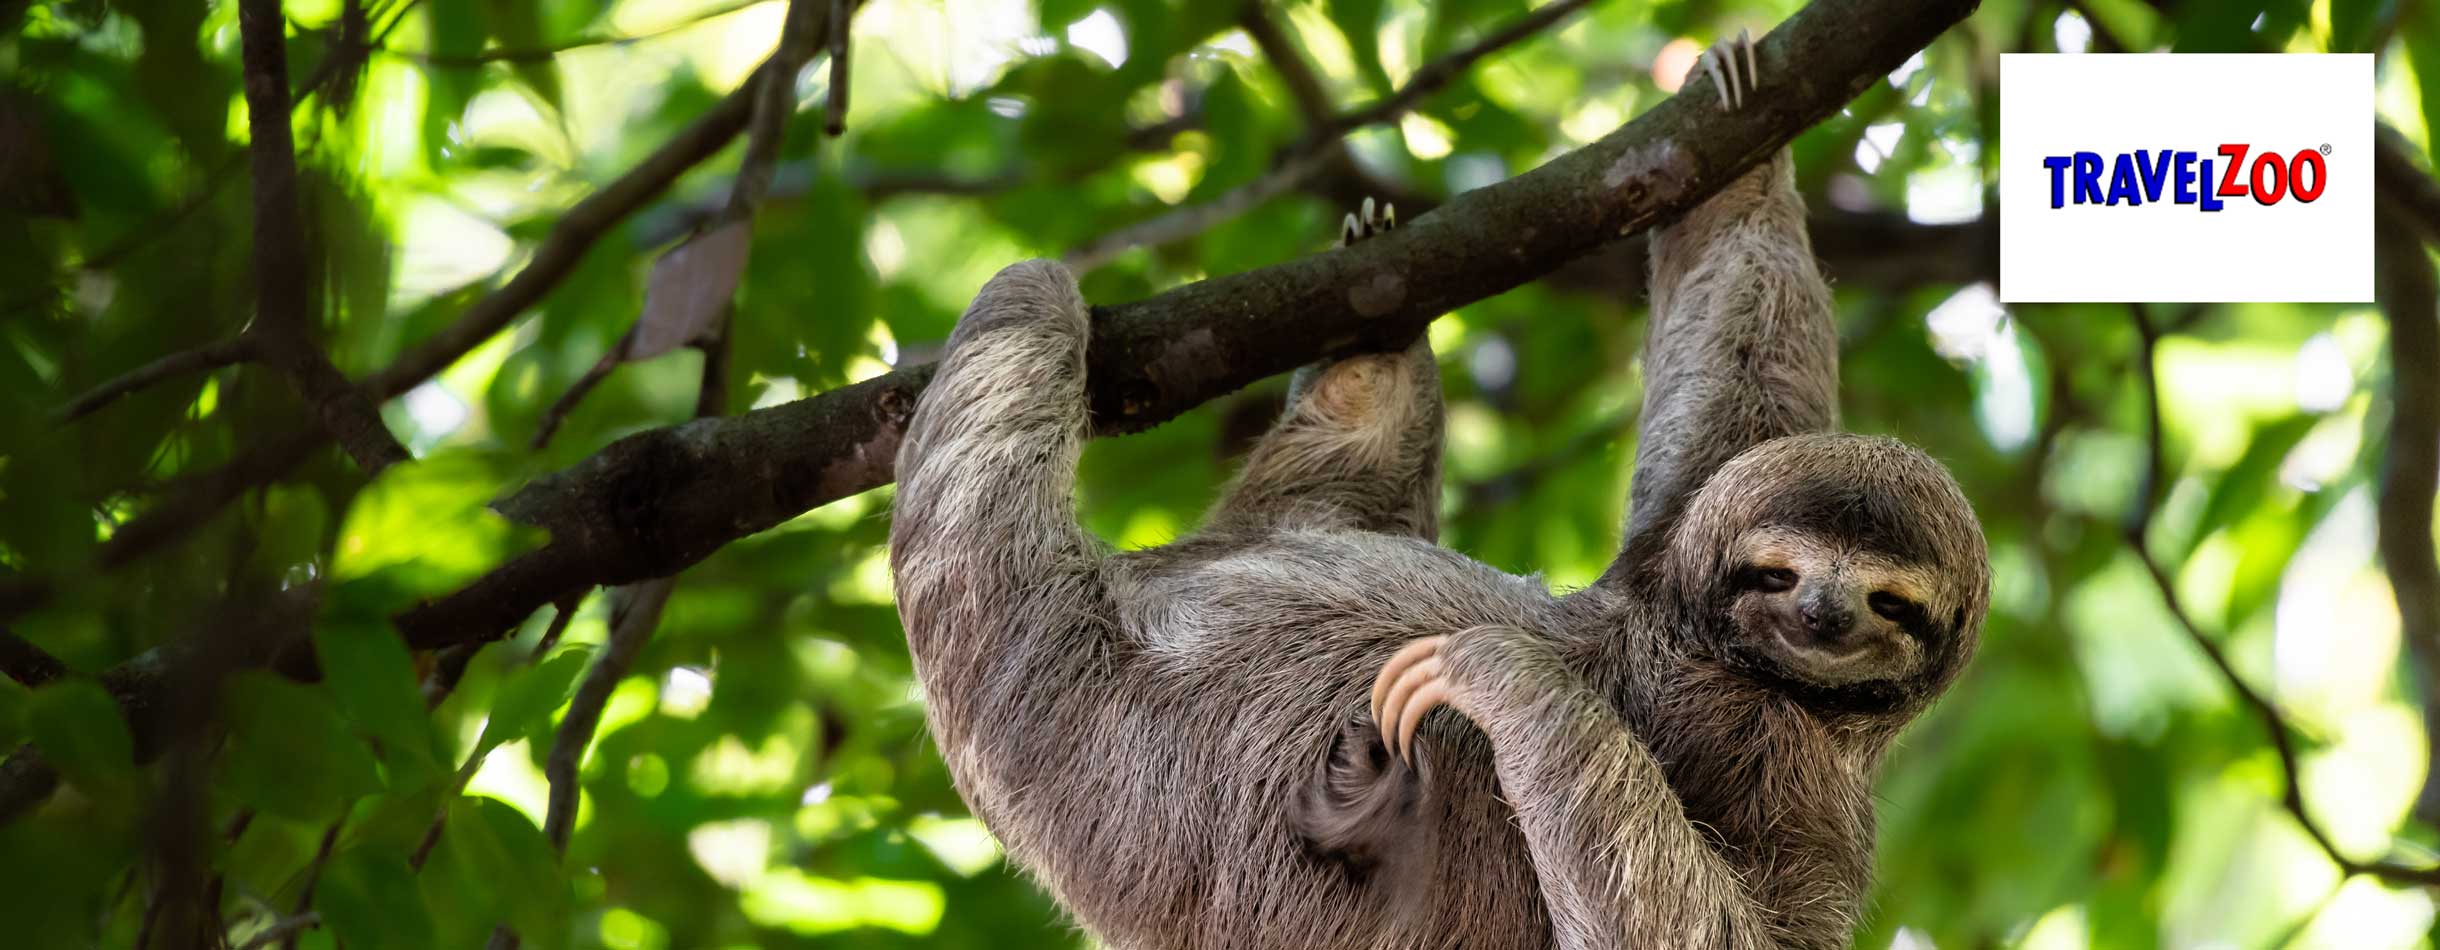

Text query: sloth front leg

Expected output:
[890,260,1110,775]
[1373,629,1770,950]
[1619,30,1839,559]
[1205,199,1445,540]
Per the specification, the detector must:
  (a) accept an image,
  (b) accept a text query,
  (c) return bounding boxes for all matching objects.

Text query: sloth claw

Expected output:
[1371,636,1454,763]
[1697,28,1760,112]
[1338,196,1399,248]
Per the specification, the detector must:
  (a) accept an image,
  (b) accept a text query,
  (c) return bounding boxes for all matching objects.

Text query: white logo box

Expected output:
[1998,53,2372,303]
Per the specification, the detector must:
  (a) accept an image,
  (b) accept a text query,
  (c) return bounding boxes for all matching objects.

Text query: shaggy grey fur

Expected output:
[889,44,1987,950]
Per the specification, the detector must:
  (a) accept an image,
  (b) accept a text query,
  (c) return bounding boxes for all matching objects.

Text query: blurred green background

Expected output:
[7,0,2440,946]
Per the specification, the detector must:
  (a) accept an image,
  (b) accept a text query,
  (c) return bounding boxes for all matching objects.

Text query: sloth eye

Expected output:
[1739,566,1798,593]
[1868,592,1924,625]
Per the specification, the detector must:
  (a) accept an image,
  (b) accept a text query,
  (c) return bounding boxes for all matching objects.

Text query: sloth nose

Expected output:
[1801,599,1854,642]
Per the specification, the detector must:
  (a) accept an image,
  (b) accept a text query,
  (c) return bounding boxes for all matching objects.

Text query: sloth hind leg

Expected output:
[1205,201,1444,540]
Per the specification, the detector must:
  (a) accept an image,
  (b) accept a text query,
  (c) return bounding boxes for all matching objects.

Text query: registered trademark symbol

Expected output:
[2320,143,2333,155]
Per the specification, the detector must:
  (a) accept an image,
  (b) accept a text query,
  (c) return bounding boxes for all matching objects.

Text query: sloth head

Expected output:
[1661,433,1989,717]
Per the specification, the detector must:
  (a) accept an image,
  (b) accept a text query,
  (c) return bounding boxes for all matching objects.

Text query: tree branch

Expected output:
[1063,0,1600,270]
[237,0,411,475]
[2380,123,2440,248]
[2122,307,2440,889]
[1239,2,1336,128]
[2375,201,2440,825]
[90,30,796,573]
[390,0,1986,649]
[0,628,69,687]
[53,337,258,424]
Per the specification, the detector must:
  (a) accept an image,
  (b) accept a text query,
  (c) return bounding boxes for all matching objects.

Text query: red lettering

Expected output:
[2217,144,2251,197]
[2289,148,2326,202]
[2249,151,2284,205]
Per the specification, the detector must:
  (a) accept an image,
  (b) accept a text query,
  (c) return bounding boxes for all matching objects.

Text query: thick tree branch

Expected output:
[2380,123,2440,248]
[390,0,1986,649]
[237,0,410,475]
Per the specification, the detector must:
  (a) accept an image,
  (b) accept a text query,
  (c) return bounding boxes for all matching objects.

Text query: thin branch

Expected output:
[388,0,762,66]
[236,913,321,950]
[2122,309,2440,889]
[527,592,587,662]
[2375,202,2440,824]
[1239,2,1336,128]
[238,0,411,474]
[390,0,1987,650]
[54,337,258,424]
[823,0,853,136]
[90,25,801,574]
[1318,0,1598,139]
[1061,147,1340,272]
[279,822,342,950]
[543,580,671,851]
[1063,0,1597,270]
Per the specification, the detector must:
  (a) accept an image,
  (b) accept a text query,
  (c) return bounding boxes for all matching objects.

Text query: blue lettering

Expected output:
[2106,152,2142,206]
[2044,155,2072,209]
[2173,151,2200,204]
[2199,158,2224,211]
[2133,150,2171,203]
[2073,152,2104,205]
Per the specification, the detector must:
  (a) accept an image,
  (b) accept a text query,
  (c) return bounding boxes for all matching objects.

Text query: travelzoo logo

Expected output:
[2041,144,2332,211]
[2000,54,2371,302]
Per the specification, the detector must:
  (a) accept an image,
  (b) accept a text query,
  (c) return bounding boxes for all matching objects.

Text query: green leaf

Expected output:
[217,672,383,821]
[315,624,447,793]
[424,0,488,168]
[473,645,594,758]
[318,844,436,950]
[483,0,564,113]
[24,679,136,808]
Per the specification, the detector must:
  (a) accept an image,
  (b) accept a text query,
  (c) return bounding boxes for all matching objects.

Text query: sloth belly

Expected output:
[1014,530,1567,950]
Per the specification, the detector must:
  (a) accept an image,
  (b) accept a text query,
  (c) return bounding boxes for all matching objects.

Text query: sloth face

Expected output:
[1721,526,1942,696]
[1668,433,1989,716]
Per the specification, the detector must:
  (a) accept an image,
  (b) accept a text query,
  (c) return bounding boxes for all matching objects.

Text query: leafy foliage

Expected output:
[2,0,2439,947]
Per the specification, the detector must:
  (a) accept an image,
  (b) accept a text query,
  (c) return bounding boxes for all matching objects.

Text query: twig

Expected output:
[2122,308,2440,889]
[0,629,69,687]
[1062,0,1599,270]
[279,821,342,950]
[530,0,820,447]
[91,23,804,573]
[527,592,587,661]
[1317,0,1598,139]
[823,0,853,135]
[54,337,258,424]
[1062,147,1341,271]
[236,913,321,950]
[2375,203,2440,824]
[542,580,672,852]
[391,0,763,66]
[238,0,411,474]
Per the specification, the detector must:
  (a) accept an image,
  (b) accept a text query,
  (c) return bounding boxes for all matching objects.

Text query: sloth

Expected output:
[888,32,1987,950]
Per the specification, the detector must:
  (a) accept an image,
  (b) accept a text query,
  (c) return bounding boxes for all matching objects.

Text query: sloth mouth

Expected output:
[1725,638,1911,716]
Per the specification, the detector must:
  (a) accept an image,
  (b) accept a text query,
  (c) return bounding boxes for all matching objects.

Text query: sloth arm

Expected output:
[1377,627,1772,950]
[1617,55,1839,565]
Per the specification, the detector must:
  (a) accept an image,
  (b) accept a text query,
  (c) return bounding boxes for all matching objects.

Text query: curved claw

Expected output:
[1699,29,1762,112]
[1370,636,1453,763]
[1338,197,1401,249]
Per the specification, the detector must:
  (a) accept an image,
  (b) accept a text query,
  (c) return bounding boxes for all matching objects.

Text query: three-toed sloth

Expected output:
[889,33,1987,950]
